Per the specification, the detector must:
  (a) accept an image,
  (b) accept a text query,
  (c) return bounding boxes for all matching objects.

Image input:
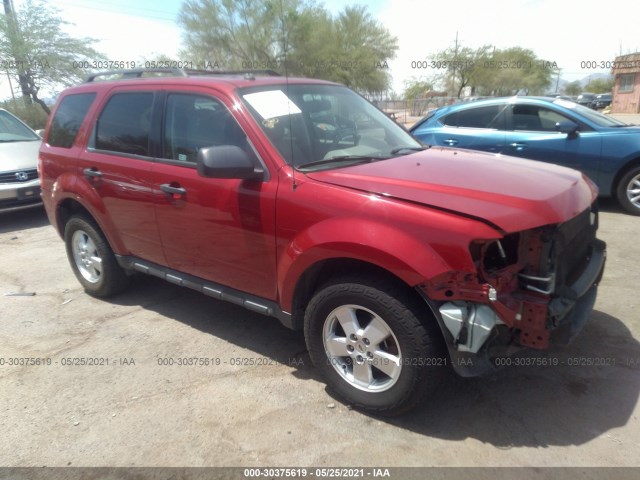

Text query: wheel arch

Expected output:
[612,156,640,197]
[56,196,127,254]
[277,218,470,330]
[288,257,438,332]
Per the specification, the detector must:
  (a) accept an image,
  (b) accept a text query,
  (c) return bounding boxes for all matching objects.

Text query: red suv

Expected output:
[39,69,606,415]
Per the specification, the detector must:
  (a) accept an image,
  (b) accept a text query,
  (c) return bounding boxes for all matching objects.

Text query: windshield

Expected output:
[0,110,40,142]
[552,99,627,127]
[239,84,421,169]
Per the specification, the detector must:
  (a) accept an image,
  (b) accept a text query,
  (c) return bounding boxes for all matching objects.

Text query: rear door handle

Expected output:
[83,168,102,178]
[443,139,458,146]
[510,142,528,151]
[160,183,187,198]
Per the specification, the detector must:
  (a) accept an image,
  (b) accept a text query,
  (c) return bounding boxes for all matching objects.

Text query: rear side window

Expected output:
[95,92,154,156]
[48,93,96,148]
[442,105,504,129]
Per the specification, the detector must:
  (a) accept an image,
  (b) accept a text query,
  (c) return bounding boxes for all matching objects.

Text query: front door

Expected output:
[152,90,278,300]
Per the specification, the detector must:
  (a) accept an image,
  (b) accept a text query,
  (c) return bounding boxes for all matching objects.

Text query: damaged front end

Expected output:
[418,203,606,376]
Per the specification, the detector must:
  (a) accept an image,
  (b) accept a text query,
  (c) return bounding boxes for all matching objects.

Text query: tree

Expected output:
[179,0,288,69]
[0,0,104,114]
[178,0,398,93]
[402,78,438,116]
[428,43,555,97]
[402,79,434,100]
[586,77,614,94]
[431,44,492,98]
[564,80,582,96]
[487,47,555,96]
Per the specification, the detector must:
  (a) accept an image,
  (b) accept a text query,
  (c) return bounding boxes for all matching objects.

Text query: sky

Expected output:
[2,0,639,99]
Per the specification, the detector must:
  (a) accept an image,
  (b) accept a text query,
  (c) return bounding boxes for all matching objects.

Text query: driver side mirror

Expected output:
[197,145,263,180]
[555,120,579,137]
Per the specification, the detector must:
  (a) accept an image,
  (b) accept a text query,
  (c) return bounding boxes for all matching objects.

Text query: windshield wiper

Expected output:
[296,155,389,171]
[389,146,430,155]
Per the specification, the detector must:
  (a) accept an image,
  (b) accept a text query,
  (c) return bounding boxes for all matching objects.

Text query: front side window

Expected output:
[95,92,153,156]
[163,93,247,163]
[619,74,635,93]
[511,105,571,132]
[48,93,96,148]
[442,105,504,129]
[240,84,421,169]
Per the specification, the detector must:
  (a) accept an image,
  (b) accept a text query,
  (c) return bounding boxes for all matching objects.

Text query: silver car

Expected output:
[0,108,42,213]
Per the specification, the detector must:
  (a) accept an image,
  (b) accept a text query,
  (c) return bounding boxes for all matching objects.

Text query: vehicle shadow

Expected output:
[376,309,640,447]
[110,275,310,368]
[108,277,639,448]
[0,208,49,233]
[598,197,626,214]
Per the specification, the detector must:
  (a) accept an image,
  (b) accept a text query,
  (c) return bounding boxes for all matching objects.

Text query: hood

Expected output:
[0,140,41,173]
[306,147,596,233]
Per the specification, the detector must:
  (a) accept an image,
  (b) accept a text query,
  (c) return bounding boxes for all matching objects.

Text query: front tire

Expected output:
[616,166,640,215]
[64,215,130,297]
[304,276,446,415]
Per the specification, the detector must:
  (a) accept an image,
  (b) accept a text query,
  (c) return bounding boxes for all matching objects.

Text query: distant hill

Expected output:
[577,73,614,88]
[554,73,614,94]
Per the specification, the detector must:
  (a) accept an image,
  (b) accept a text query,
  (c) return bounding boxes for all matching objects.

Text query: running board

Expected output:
[115,255,293,329]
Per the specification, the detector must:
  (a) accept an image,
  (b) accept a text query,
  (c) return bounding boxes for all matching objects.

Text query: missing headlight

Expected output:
[480,233,520,272]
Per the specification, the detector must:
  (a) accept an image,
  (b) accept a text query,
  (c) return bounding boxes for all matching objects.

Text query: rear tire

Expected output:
[616,166,640,215]
[64,215,130,297]
[304,276,446,415]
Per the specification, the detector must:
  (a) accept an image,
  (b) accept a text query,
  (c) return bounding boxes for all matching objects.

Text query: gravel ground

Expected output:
[0,201,638,470]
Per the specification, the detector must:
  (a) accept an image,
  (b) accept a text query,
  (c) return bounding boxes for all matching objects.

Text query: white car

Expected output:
[0,108,42,213]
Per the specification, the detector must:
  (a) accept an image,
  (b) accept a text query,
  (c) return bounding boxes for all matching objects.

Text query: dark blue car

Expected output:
[410,97,640,214]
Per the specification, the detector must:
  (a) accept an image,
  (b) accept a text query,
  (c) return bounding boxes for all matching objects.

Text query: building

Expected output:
[611,53,640,113]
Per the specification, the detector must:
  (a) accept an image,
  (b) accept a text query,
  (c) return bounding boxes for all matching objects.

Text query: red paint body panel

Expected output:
[307,147,597,233]
[153,162,278,299]
[274,168,501,311]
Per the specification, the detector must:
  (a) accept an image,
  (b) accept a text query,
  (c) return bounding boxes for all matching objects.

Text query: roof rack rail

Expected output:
[184,69,280,78]
[84,68,280,83]
[85,68,187,82]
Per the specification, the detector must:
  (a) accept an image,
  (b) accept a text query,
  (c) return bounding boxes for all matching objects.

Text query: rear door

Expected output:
[77,87,165,264]
[152,88,278,300]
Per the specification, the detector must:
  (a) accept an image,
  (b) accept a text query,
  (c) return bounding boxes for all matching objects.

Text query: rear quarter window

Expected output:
[48,93,96,148]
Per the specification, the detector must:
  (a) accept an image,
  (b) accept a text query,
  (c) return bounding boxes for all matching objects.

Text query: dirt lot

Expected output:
[1,201,639,469]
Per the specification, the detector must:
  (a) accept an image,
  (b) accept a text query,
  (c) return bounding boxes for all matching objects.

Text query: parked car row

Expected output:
[546,92,612,110]
[590,93,612,110]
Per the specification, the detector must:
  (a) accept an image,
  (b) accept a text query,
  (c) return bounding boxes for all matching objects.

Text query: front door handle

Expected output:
[83,168,102,178]
[443,139,458,146]
[160,183,187,199]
